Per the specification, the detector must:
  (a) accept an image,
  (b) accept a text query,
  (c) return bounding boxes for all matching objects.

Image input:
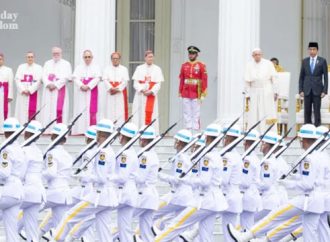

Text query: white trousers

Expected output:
[153,203,185,224]
[240,211,255,230]
[134,208,155,242]
[222,211,239,242]
[318,212,330,242]
[182,98,200,130]
[117,204,135,242]
[266,215,301,242]
[155,207,216,242]
[39,202,69,235]
[19,201,41,242]
[0,196,21,242]
[53,201,112,242]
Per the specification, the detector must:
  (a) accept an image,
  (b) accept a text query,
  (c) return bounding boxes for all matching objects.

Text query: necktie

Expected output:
[310,58,315,74]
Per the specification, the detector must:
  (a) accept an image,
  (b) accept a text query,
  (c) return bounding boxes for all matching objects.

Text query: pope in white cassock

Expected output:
[41,47,72,133]
[72,50,101,135]
[132,50,164,133]
[14,51,43,124]
[245,48,278,132]
[0,53,13,133]
[102,52,129,125]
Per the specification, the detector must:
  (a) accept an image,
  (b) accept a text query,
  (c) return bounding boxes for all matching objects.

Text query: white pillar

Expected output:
[74,0,116,68]
[217,0,260,126]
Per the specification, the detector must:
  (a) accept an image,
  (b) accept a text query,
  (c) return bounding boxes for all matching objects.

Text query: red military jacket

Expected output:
[179,61,207,99]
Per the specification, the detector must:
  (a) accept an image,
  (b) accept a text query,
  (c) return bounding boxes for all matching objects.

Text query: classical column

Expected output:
[74,0,116,68]
[217,0,260,127]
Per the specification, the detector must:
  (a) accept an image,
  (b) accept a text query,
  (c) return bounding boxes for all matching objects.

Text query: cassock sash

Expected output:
[0,81,9,120]
[110,81,128,120]
[21,74,38,120]
[83,78,98,125]
[48,74,65,123]
[139,80,156,125]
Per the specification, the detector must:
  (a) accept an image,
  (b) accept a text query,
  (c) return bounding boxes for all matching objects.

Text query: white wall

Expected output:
[260,0,302,132]
[169,0,219,132]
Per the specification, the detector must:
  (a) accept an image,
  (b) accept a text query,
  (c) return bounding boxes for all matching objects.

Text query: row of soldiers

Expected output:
[0,110,329,242]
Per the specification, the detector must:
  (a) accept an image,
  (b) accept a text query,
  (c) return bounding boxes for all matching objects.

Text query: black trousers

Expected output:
[304,93,321,126]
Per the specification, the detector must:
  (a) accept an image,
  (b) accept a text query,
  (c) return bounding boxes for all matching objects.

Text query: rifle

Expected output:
[241,123,275,160]
[115,119,157,159]
[180,115,241,178]
[21,117,58,148]
[0,107,43,153]
[274,136,298,158]
[72,140,97,166]
[137,122,178,158]
[281,130,330,179]
[43,111,84,159]
[74,113,134,175]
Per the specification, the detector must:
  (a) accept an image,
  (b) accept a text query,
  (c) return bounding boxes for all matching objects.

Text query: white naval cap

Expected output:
[120,122,138,138]
[174,129,192,143]
[3,117,21,132]
[25,120,42,134]
[204,123,222,137]
[262,131,280,144]
[85,125,97,139]
[96,119,114,133]
[298,124,317,139]
[140,125,156,139]
[51,123,68,137]
[223,124,241,137]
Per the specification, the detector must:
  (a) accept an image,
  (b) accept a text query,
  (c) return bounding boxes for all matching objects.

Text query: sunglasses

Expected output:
[84,56,92,59]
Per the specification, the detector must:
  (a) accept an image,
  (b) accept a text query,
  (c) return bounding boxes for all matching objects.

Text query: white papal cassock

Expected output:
[102,64,129,125]
[14,63,43,124]
[41,59,72,132]
[132,63,164,133]
[245,58,278,132]
[71,63,101,135]
[0,65,13,133]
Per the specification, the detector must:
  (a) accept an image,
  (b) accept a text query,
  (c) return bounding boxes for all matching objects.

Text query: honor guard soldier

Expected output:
[152,129,193,233]
[53,119,118,242]
[179,46,207,131]
[240,129,262,230]
[133,126,160,242]
[155,123,228,242]
[40,123,73,238]
[0,118,25,242]
[111,122,139,242]
[19,121,46,242]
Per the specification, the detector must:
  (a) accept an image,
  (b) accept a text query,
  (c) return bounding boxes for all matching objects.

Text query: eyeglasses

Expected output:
[84,56,92,59]
[27,56,34,58]
[112,58,120,60]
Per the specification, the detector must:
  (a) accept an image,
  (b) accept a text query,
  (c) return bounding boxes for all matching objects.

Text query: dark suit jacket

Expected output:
[299,56,328,96]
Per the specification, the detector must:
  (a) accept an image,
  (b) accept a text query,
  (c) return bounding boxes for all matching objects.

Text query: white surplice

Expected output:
[0,65,13,133]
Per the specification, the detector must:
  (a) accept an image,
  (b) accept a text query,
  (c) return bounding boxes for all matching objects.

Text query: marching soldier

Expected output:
[133,126,160,242]
[155,123,228,242]
[19,120,46,242]
[52,119,118,242]
[152,129,193,233]
[40,123,73,238]
[0,118,25,242]
[179,46,207,131]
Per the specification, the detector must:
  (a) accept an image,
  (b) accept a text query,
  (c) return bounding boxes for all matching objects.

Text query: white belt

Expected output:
[184,79,198,85]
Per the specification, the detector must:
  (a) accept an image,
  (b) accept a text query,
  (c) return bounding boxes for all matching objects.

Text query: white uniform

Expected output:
[155,151,228,242]
[132,63,164,133]
[14,63,43,124]
[41,59,72,132]
[40,145,73,234]
[133,149,160,242]
[71,63,101,134]
[221,149,243,241]
[111,147,139,242]
[154,153,194,223]
[0,65,13,133]
[245,58,277,132]
[18,143,46,242]
[0,141,25,242]
[240,152,262,230]
[53,146,118,242]
[102,64,129,125]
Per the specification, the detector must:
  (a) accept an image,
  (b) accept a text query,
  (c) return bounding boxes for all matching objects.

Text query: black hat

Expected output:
[187,46,200,53]
[308,42,319,49]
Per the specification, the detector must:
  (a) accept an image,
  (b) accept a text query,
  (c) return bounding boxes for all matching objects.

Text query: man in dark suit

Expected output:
[299,42,328,127]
